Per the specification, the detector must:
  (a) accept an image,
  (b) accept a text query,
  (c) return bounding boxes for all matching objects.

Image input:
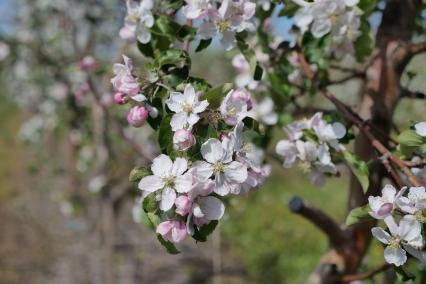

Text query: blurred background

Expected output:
[0,1,425,283]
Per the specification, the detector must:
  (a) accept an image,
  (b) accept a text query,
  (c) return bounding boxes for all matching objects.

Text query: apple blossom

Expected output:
[248,97,278,126]
[166,84,209,131]
[173,129,196,151]
[119,0,154,44]
[111,55,140,96]
[415,122,426,137]
[175,195,193,216]
[138,155,193,211]
[78,55,97,71]
[193,138,248,196]
[220,89,252,126]
[127,105,149,127]
[396,186,426,217]
[368,184,401,219]
[113,92,127,105]
[372,216,424,266]
[156,220,187,243]
[182,0,212,19]
[232,54,259,90]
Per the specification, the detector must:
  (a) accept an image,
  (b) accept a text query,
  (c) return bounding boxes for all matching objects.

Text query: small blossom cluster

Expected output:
[369,185,426,266]
[119,0,154,44]
[275,112,346,186]
[111,55,158,127]
[183,0,257,50]
[136,84,273,243]
[293,0,362,58]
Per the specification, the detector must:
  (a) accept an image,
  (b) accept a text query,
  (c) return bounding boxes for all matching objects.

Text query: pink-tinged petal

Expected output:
[371,227,391,245]
[384,246,407,267]
[192,203,204,218]
[170,112,188,131]
[151,154,173,177]
[175,195,192,216]
[171,221,187,243]
[156,221,173,235]
[225,161,248,183]
[198,196,225,220]
[160,187,176,211]
[201,138,224,164]
[175,173,193,193]
[172,157,188,176]
[138,175,164,192]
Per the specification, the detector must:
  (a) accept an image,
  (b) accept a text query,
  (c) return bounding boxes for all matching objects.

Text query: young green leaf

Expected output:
[346,205,373,226]
[343,151,370,193]
[129,166,152,182]
[157,235,180,254]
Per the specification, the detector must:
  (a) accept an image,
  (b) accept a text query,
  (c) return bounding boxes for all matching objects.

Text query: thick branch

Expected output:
[340,263,390,283]
[289,196,348,248]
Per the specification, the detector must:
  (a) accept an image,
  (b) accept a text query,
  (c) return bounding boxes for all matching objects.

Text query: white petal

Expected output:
[311,19,332,38]
[332,122,346,139]
[384,216,398,236]
[166,93,184,113]
[172,157,188,176]
[371,227,391,244]
[160,187,176,211]
[225,161,248,183]
[214,173,230,196]
[404,245,426,263]
[170,112,188,131]
[175,173,193,193]
[193,100,209,113]
[138,175,164,192]
[384,246,407,267]
[399,216,421,242]
[415,122,426,137]
[184,84,197,104]
[382,184,396,202]
[198,196,225,220]
[151,154,173,177]
[192,161,214,180]
[201,138,224,164]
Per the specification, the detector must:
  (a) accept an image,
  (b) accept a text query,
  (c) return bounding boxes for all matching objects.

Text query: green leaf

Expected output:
[397,130,426,147]
[395,266,415,281]
[143,193,158,213]
[195,38,212,52]
[137,41,154,58]
[157,235,180,254]
[279,0,299,17]
[192,220,218,242]
[358,0,378,14]
[346,205,373,226]
[354,20,374,61]
[235,34,262,81]
[153,49,190,69]
[201,83,234,108]
[158,114,174,155]
[129,166,152,182]
[343,151,370,193]
[253,64,263,81]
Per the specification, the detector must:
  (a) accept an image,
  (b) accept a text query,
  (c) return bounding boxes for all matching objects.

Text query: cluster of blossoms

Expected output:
[132,84,273,243]
[111,55,158,128]
[369,185,426,266]
[293,0,362,58]
[119,0,154,44]
[183,0,257,50]
[275,112,346,186]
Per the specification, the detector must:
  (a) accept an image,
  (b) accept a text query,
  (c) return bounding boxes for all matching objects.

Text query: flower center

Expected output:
[182,103,193,113]
[163,176,176,188]
[227,107,237,117]
[213,162,225,175]
[389,237,401,248]
[217,20,230,33]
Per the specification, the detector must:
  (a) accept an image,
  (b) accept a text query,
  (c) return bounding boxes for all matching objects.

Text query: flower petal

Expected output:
[172,157,188,176]
[225,161,248,183]
[197,196,225,220]
[371,227,391,244]
[160,187,176,211]
[138,175,164,192]
[201,138,224,164]
[384,246,407,267]
[175,173,193,193]
[151,154,173,177]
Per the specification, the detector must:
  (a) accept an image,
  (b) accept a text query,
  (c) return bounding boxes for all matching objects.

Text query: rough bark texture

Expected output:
[307,1,423,283]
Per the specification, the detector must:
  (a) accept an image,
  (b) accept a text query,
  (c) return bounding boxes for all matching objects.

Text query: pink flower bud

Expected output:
[219,132,230,141]
[127,106,149,127]
[230,88,253,111]
[78,56,97,71]
[156,220,187,243]
[175,195,193,216]
[113,92,127,105]
[173,129,195,151]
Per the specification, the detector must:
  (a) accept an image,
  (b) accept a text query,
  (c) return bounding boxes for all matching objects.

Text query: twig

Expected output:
[340,263,391,282]
[289,196,349,248]
[400,88,426,100]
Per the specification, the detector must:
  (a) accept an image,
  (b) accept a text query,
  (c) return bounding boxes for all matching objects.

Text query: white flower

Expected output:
[233,121,265,171]
[193,138,248,196]
[232,54,259,90]
[310,112,346,149]
[275,140,298,168]
[396,186,426,215]
[415,122,426,137]
[119,0,154,44]
[220,89,251,126]
[368,185,401,219]
[197,0,256,50]
[248,97,278,125]
[138,154,193,211]
[166,84,209,131]
[372,216,424,266]
[182,0,212,19]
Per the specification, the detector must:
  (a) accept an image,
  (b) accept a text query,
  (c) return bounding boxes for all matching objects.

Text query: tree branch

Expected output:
[340,263,391,282]
[289,196,349,248]
[400,88,426,99]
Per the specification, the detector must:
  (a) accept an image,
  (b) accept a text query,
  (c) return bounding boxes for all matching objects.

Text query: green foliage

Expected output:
[158,114,174,156]
[398,130,426,147]
[201,83,234,108]
[143,193,158,213]
[157,235,180,254]
[129,166,152,182]
[342,150,370,193]
[195,38,212,52]
[236,32,263,81]
[358,0,378,14]
[153,49,190,69]
[346,205,373,226]
[278,0,299,17]
[354,20,374,61]
[395,266,415,282]
[192,220,218,242]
